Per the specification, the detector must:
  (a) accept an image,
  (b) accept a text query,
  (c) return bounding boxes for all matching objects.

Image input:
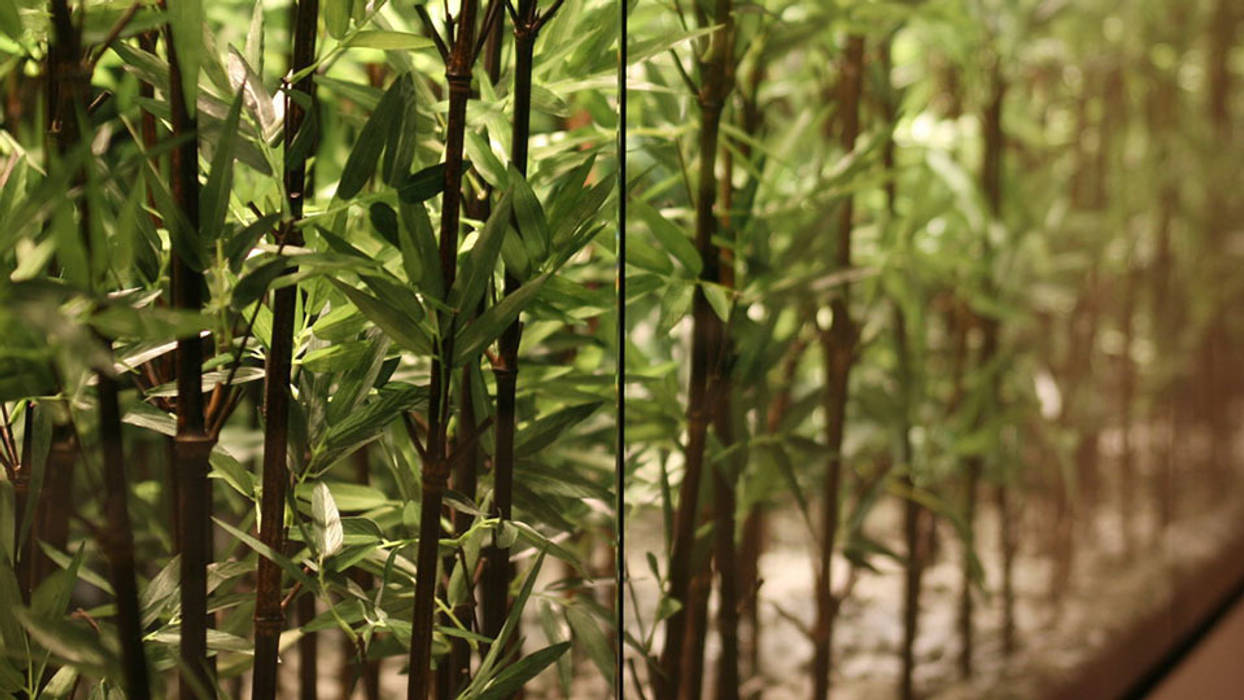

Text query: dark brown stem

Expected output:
[163,14,215,697]
[711,386,739,700]
[811,34,864,700]
[98,372,153,700]
[676,531,712,700]
[253,1,317,697]
[877,37,924,700]
[348,448,383,700]
[958,62,1006,680]
[409,3,480,698]
[657,4,733,698]
[46,2,153,696]
[443,4,502,691]
[48,2,152,691]
[482,0,537,660]
[14,403,33,604]
[297,593,317,699]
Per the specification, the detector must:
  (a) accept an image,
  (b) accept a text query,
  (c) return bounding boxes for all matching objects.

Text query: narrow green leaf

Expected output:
[323,0,348,38]
[476,642,572,700]
[41,667,78,699]
[140,555,181,627]
[337,78,405,199]
[346,31,435,50]
[565,606,615,684]
[632,199,701,276]
[244,0,265,76]
[0,0,21,41]
[328,279,433,355]
[397,162,447,204]
[449,191,514,315]
[382,74,417,185]
[225,213,279,271]
[213,517,317,590]
[399,201,442,296]
[469,552,546,689]
[464,131,507,188]
[701,282,731,321]
[0,556,24,648]
[515,401,603,456]
[453,272,549,364]
[32,543,85,618]
[14,608,114,672]
[167,0,203,115]
[369,202,399,247]
[233,256,290,310]
[509,167,550,264]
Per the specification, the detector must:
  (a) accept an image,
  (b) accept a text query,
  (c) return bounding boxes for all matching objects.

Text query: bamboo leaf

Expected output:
[32,543,86,618]
[509,167,551,265]
[140,555,181,627]
[337,77,406,199]
[464,131,507,188]
[41,667,77,698]
[328,279,434,356]
[468,552,546,690]
[167,0,203,115]
[323,0,348,38]
[233,256,292,310]
[397,162,447,204]
[453,272,550,365]
[632,199,700,276]
[346,31,435,51]
[225,213,280,271]
[14,608,114,673]
[311,482,344,559]
[314,382,430,471]
[244,0,265,76]
[369,202,400,247]
[382,74,417,185]
[701,282,731,322]
[564,605,615,684]
[0,0,20,41]
[515,401,603,457]
[0,556,24,648]
[475,642,572,700]
[212,517,317,591]
[450,191,515,316]
[398,201,442,297]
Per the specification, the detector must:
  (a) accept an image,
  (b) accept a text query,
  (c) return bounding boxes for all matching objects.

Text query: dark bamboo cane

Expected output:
[482,0,565,660]
[811,34,865,700]
[408,4,481,698]
[958,62,1006,679]
[14,404,33,604]
[877,36,926,700]
[44,2,152,695]
[163,14,215,697]
[657,4,733,697]
[251,1,318,696]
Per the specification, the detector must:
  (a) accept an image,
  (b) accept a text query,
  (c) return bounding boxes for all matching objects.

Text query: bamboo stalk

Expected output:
[441,4,503,692]
[14,403,33,604]
[958,63,1007,678]
[481,0,564,667]
[409,4,481,698]
[480,0,532,651]
[252,0,318,696]
[657,4,733,697]
[41,1,153,695]
[873,36,928,700]
[811,34,864,700]
[162,13,215,696]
